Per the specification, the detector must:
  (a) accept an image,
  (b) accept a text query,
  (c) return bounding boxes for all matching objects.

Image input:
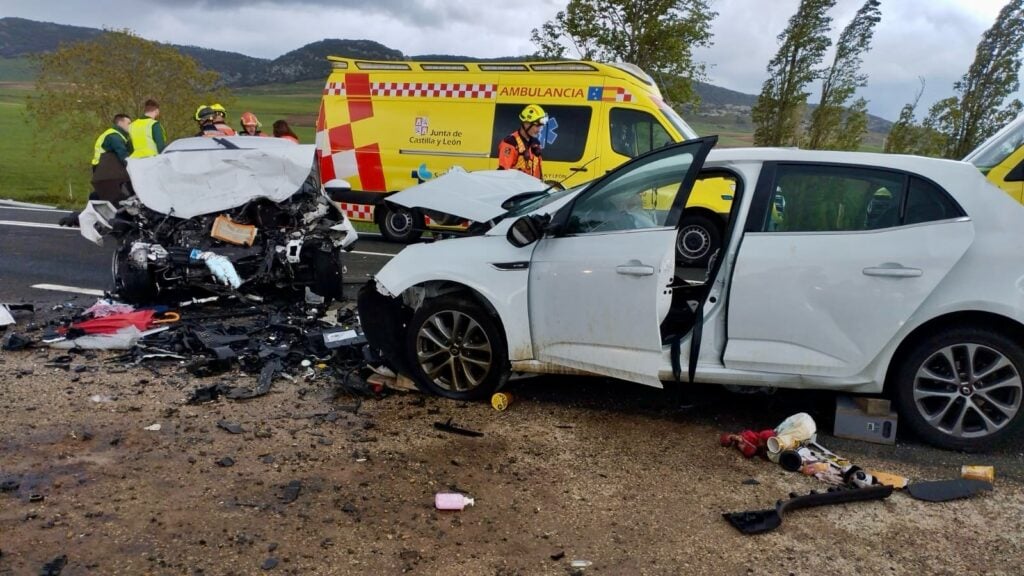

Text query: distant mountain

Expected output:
[0,16,893,132]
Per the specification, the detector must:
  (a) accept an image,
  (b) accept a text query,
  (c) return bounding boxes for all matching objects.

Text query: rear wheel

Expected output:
[405,297,508,400]
[893,327,1024,451]
[676,213,721,267]
[378,205,423,243]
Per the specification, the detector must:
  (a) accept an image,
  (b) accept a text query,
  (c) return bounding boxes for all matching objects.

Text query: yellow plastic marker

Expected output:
[491,392,513,411]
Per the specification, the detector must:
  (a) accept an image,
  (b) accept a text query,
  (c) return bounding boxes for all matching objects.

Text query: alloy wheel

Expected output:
[912,343,1023,439]
[677,224,711,261]
[414,309,494,392]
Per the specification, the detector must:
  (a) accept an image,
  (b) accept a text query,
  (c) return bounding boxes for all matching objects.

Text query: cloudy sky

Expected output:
[0,0,1013,119]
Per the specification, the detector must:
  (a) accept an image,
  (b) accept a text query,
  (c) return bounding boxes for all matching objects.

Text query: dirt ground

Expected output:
[2,345,1023,576]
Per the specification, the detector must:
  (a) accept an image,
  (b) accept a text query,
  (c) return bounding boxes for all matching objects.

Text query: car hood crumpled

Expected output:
[126,143,317,219]
[385,167,547,223]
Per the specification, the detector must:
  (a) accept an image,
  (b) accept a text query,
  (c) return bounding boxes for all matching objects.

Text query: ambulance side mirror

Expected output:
[506,214,550,248]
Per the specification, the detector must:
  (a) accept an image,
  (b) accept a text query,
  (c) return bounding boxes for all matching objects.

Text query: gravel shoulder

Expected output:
[1,348,1023,576]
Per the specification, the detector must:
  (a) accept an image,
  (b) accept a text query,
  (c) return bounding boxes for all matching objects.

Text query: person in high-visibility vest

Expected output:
[238,111,266,136]
[128,99,167,158]
[497,104,547,180]
[91,114,132,171]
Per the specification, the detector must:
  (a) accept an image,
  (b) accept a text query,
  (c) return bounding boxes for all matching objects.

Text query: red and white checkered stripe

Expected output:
[372,82,497,99]
[324,82,346,96]
[613,87,634,103]
[339,202,375,221]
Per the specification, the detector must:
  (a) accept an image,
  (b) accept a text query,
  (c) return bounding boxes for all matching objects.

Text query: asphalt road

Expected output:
[0,204,402,305]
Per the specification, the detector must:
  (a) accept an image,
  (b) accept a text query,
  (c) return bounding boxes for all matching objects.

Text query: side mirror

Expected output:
[506,214,550,248]
[323,179,352,202]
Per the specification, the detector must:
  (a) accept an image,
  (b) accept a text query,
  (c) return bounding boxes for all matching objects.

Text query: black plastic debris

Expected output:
[2,332,32,351]
[723,484,894,535]
[216,457,236,468]
[217,420,245,434]
[433,418,484,438]
[279,480,302,504]
[0,478,20,492]
[907,479,993,502]
[261,557,280,570]
[39,554,68,576]
[28,494,45,503]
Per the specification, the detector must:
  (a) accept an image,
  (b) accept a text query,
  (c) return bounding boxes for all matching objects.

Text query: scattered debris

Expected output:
[491,392,513,411]
[834,395,897,444]
[39,554,68,576]
[261,557,280,571]
[215,457,236,468]
[723,484,894,535]
[550,551,566,561]
[433,418,484,438]
[0,478,20,492]
[906,479,993,502]
[2,332,32,351]
[217,420,245,435]
[143,423,161,431]
[89,395,114,404]
[279,480,302,504]
[28,494,44,503]
[961,465,995,483]
[435,492,475,511]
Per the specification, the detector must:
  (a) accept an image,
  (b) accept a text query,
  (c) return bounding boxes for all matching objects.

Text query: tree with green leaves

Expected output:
[27,30,231,191]
[805,0,881,150]
[531,0,716,105]
[752,0,836,147]
[924,0,1024,158]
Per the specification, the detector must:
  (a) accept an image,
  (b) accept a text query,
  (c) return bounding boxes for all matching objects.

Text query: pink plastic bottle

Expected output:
[435,492,475,511]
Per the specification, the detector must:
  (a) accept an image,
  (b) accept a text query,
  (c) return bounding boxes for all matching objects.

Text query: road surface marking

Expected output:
[32,284,106,296]
[0,220,74,230]
[350,249,395,258]
[0,206,72,213]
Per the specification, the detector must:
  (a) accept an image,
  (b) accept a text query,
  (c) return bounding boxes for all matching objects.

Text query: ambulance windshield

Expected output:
[656,100,699,141]
[964,114,1024,171]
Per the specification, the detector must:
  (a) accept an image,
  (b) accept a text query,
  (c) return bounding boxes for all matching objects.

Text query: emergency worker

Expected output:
[92,114,132,170]
[128,99,166,158]
[497,104,546,179]
[195,104,235,137]
[272,120,299,143]
[239,111,265,136]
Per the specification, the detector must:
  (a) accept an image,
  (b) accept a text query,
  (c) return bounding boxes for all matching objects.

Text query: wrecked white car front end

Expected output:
[81,137,357,302]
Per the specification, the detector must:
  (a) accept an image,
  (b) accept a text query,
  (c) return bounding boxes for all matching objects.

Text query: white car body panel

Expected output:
[725,220,974,376]
[386,168,546,222]
[529,227,676,386]
[127,138,317,219]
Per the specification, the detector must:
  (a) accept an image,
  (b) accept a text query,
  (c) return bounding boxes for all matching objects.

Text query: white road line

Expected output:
[351,249,395,258]
[0,206,72,213]
[32,284,106,296]
[0,220,74,230]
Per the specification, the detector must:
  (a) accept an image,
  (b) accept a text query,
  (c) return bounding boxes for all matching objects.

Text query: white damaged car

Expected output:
[359,137,1024,450]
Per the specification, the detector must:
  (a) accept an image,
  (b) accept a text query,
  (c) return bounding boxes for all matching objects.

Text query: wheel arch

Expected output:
[883,310,1024,396]
[679,205,726,226]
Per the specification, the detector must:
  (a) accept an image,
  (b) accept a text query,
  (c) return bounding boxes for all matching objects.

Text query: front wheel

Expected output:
[405,297,509,400]
[676,213,722,267]
[111,245,155,303]
[893,327,1024,451]
[378,205,423,243]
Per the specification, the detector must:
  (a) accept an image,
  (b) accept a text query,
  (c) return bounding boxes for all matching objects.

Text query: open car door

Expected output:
[527,138,717,386]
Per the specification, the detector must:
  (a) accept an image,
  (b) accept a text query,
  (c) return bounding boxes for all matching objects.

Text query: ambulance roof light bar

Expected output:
[478,64,530,71]
[354,61,412,71]
[420,64,469,71]
[530,62,598,72]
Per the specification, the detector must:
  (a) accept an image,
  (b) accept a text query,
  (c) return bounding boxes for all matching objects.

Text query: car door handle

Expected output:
[862,264,923,278]
[570,166,589,173]
[616,262,655,276]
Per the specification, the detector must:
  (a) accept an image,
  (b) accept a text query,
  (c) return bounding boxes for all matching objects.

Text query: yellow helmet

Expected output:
[194,104,215,122]
[519,104,548,125]
[210,103,227,114]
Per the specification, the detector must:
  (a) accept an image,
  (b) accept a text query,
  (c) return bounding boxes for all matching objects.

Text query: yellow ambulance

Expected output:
[315,57,731,264]
[964,113,1024,202]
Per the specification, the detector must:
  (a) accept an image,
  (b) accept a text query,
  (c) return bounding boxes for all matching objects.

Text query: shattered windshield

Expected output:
[503,184,585,218]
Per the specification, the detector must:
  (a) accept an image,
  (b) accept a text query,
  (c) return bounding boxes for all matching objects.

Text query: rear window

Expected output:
[490,104,591,163]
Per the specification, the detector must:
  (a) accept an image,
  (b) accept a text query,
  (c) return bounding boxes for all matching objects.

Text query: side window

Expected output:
[905,177,964,224]
[490,104,592,162]
[764,165,906,233]
[566,143,701,234]
[609,108,673,158]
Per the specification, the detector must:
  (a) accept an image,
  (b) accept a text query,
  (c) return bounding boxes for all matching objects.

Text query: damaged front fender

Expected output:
[357,281,411,373]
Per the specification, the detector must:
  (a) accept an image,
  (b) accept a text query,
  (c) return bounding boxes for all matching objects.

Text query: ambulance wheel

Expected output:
[379,206,423,243]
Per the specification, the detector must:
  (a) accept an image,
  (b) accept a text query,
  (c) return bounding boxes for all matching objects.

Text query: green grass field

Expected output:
[0,82,324,208]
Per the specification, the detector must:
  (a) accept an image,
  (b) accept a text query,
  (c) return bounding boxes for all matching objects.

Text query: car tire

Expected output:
[111,246,155,303]
[378,205,424,243]
[312,248,344,303]
[676,213,721,267]
[405,296,509,400]
[893,326,1024,451]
